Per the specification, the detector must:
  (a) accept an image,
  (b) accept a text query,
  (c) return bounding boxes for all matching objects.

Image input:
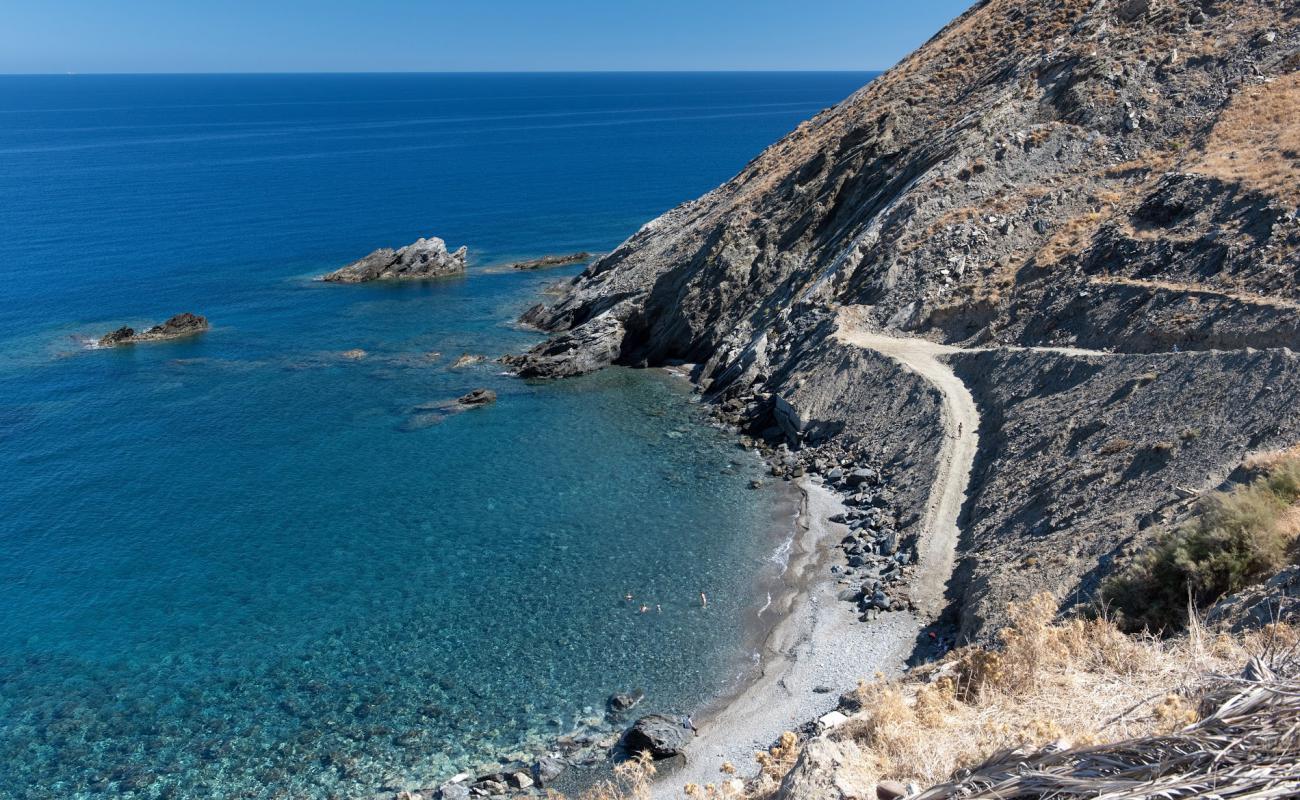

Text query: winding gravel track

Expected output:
[835,309,1112,616]
[833,322,980,617]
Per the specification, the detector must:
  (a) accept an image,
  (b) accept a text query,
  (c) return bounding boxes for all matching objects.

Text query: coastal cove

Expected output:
[0,72,875,799]
[8,0,1300,796]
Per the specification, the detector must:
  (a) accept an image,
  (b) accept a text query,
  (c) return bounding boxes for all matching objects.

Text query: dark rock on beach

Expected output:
[97,313,209,347]
[531,756,566,786]
[322,237,468,283]
[621,713,695,759]
[469,777,507,797]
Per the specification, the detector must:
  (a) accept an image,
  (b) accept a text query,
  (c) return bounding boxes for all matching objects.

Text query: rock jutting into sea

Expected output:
[97,313,209,347]
[322,237,468,283]
[506,252,598,271]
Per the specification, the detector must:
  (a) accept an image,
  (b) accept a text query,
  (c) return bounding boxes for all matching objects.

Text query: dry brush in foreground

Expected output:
[675,595,1298,800]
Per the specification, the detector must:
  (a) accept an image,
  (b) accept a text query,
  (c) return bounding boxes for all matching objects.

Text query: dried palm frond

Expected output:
[912,654,1300,800]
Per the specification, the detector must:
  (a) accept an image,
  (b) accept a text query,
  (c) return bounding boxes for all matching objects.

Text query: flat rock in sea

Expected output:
[507,252,597,271]
[97,313,209,347]
[401,389,497,430]
[322,236,468,283]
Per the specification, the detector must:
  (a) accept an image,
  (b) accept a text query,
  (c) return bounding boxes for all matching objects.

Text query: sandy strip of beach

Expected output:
[652,479,921,797]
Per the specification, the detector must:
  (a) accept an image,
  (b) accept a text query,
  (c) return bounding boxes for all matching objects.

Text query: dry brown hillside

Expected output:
[511,0,1300,644]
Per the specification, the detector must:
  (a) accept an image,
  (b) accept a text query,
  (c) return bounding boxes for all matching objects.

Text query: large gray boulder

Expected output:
[621,713,694,759]
[774,738,876,800]
[322,237,467,283]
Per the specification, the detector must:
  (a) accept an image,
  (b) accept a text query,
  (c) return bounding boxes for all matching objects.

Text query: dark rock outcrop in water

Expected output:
[322,237,467,283]
[456,388,497,407]
[98,313,209,347]
[508,0,1300,640]
[401,389,497,430]
[606,689,645,715]
[506,252,597,271]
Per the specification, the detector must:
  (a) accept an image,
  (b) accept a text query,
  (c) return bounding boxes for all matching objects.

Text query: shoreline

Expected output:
[653,478,921,796]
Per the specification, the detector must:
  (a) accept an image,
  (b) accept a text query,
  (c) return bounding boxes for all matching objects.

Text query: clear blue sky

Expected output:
[1,0,974,74]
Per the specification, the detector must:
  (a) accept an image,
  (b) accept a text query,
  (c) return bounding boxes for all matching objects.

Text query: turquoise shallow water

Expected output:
[0,73,872,799]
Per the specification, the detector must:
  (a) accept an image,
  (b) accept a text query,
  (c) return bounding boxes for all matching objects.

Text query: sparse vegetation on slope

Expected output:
[1103,454,1300,633]
[1195,72,1300,205]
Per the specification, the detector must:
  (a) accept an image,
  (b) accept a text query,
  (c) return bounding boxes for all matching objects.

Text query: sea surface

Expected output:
[0,72,873,800]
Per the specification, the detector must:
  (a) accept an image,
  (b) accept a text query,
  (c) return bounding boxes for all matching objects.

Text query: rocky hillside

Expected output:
[512,0,1300,640]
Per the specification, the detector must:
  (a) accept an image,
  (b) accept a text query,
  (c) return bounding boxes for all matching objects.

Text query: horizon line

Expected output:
[0,68,887,78]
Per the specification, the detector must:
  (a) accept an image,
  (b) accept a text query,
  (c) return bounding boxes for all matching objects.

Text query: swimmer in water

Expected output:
[700,592,708,608]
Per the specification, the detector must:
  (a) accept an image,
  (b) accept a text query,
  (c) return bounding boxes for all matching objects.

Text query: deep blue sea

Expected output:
[0,72,872,799]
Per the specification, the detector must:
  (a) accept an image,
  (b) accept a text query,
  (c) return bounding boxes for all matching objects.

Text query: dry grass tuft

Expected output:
[753,731,800,785]
[1243,443,1300,474]
[1194,73,1300,204]
[575,751,658,800]
[732,731,802,800]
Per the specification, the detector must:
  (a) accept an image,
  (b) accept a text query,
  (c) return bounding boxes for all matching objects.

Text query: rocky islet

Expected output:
[322,237,468,283]
[97,312,209,347]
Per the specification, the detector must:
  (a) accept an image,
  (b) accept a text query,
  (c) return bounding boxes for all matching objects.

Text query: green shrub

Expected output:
[1101,457,1300,633]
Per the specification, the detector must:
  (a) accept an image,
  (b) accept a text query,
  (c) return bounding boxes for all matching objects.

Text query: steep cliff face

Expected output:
[513,0,1300,639]
[517,0,1297,377]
